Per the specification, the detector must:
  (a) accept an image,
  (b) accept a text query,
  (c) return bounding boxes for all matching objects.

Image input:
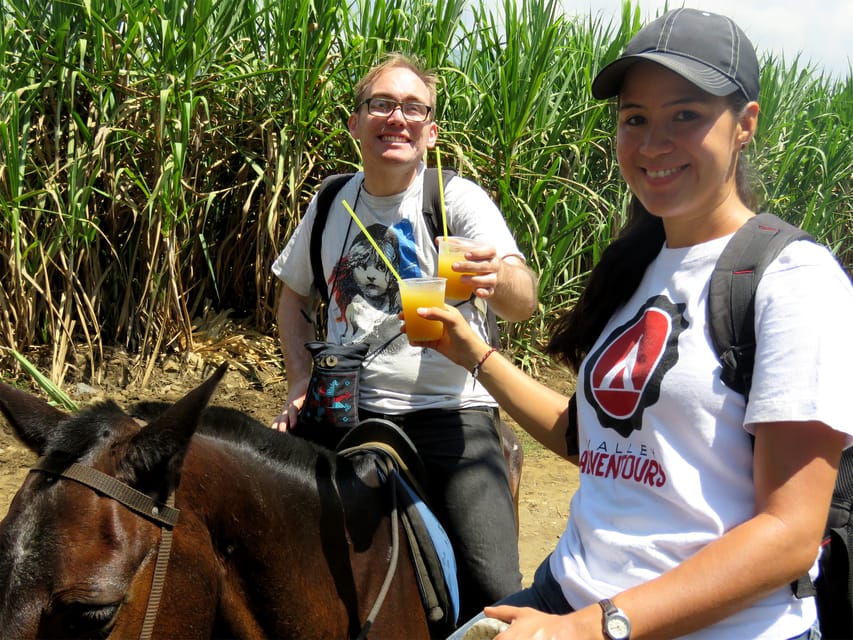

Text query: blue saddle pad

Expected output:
[397,474,460,624]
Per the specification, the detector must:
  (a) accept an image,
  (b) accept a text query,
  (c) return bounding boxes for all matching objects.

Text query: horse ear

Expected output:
[121,362,229,497]
[0,382,69,456]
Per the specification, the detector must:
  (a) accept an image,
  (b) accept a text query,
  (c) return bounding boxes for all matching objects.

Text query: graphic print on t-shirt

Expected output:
[328,220,423,351]
[584,295,687,437]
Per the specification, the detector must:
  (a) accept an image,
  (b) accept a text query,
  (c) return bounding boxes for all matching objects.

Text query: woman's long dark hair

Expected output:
[546,92,757,373]
[546,200,663,372]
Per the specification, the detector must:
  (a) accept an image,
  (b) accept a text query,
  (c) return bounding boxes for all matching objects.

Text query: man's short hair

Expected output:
[354,53,438,112]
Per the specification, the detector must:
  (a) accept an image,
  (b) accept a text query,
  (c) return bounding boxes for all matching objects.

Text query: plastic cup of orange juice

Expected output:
[437,236,477,301]
[399,277,446,342]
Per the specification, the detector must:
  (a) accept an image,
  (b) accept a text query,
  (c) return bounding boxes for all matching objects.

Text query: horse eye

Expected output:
[58,601,120,637]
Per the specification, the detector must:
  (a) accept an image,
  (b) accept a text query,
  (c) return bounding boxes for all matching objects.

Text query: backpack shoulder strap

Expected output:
[421,167,457,240]
[311,169,456,302]
[707,213,813,397]
[818,447,853,634]
[709,214,817,601]
[422,167,505,349]
[310,173,355,302]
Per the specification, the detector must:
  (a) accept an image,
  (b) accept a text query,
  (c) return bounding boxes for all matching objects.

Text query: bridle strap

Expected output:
[32,456,179,526]
[31,456,180,640]
[139,493,175,640]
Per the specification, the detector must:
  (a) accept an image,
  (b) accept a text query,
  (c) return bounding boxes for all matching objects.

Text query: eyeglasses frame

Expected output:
[357,97,433,122]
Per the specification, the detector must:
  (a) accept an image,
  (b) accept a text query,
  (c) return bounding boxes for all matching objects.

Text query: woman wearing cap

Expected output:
[427,8,853,640]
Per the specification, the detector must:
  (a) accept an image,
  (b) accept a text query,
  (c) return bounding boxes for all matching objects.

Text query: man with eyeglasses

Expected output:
[271,53,537,624]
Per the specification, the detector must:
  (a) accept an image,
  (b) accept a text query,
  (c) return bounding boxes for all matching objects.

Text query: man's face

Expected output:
[348,67,438,178]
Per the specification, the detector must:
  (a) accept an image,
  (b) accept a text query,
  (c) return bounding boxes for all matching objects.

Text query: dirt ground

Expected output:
[0,326,579,586]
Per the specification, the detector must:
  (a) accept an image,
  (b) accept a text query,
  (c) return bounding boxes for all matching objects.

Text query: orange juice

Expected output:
[437,236,476,300]
[399,277,446,342]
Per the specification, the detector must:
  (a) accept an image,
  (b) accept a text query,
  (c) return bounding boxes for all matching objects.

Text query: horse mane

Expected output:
[129,401,333,469]
[41,399,361,483]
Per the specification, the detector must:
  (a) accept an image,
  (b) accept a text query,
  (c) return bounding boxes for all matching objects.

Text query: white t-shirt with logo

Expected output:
[551,234,853,638]
[271,165,524,414]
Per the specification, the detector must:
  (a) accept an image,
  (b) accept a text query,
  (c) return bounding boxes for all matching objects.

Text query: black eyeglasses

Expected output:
[358,97,432,122]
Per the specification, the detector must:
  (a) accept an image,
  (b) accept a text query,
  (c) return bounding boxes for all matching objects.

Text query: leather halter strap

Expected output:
[33,456,179,525]
[31,456,179,640]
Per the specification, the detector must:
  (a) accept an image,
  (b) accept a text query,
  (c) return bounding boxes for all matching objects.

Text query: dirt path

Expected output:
[515,447,576,583]
[0,348,578,585]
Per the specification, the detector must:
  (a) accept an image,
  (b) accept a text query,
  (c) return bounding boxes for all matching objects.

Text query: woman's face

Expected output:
[615,62,757,242]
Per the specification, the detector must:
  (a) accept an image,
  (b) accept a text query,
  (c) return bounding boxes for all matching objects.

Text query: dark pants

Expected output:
[360,406,523,622]
[447,558,572,639]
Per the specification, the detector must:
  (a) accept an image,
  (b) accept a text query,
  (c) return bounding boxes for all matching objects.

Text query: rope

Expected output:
[355,466,400,640]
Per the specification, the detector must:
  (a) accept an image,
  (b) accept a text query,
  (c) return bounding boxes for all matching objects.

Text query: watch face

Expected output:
[606,614,630,639]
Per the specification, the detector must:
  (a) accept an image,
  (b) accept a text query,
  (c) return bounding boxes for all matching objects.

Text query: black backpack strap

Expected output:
[566,392,580,457]
[421,167,457,240]
[839,449,853,634]
[708,213,820,601]
[311,169,456,303]
[707,213,813,397]
[310,173,355,302]
[309,168,507,349]
[814,447,853,635]
[422,167,504,349]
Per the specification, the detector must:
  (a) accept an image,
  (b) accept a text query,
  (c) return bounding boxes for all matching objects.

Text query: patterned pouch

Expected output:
[298,341,369,428]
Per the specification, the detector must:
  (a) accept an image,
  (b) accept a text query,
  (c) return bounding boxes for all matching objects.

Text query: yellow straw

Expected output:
[342,199,403,282]
[436,147,448,238]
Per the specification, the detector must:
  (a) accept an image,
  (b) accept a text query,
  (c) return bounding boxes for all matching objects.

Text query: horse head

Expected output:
[0,363,227,639]
[0,363,434,639]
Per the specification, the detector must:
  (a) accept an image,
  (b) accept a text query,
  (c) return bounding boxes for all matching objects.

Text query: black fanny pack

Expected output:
[298,341,369,428]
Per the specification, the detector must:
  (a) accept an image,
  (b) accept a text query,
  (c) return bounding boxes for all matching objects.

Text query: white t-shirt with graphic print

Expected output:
[550,234,853,639]
[271,164,524,414]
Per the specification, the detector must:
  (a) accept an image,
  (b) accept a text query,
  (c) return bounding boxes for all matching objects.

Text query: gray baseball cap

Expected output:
[592,8,759,102]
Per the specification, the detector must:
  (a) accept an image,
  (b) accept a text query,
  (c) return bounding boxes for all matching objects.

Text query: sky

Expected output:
[558,0,851,81]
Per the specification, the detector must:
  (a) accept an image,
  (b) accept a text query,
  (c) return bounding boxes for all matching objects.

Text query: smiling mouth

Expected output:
[646,166,686,179]
[380,134,409,143]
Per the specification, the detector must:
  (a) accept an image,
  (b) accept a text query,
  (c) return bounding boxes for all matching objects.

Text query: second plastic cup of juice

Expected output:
[437,236,477,300]
[399,277,446,342]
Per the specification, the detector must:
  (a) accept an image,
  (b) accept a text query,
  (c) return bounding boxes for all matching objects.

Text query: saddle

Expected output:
[338,419,460,634]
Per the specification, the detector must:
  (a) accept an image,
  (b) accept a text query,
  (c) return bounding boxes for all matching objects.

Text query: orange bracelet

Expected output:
[471,347,497,379]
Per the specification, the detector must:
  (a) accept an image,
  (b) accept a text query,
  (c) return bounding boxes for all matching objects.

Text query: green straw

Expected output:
[342,199,403,282]
[436,147,448,238]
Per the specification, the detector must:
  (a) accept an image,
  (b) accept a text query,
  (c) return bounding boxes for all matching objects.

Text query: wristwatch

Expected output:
[599,598,631,640]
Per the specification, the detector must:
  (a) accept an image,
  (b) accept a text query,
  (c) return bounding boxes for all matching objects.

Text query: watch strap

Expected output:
[599,598,631,640]
[599,598,618,616]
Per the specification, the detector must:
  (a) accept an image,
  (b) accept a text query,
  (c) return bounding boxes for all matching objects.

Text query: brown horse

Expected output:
[0,364,437,639]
